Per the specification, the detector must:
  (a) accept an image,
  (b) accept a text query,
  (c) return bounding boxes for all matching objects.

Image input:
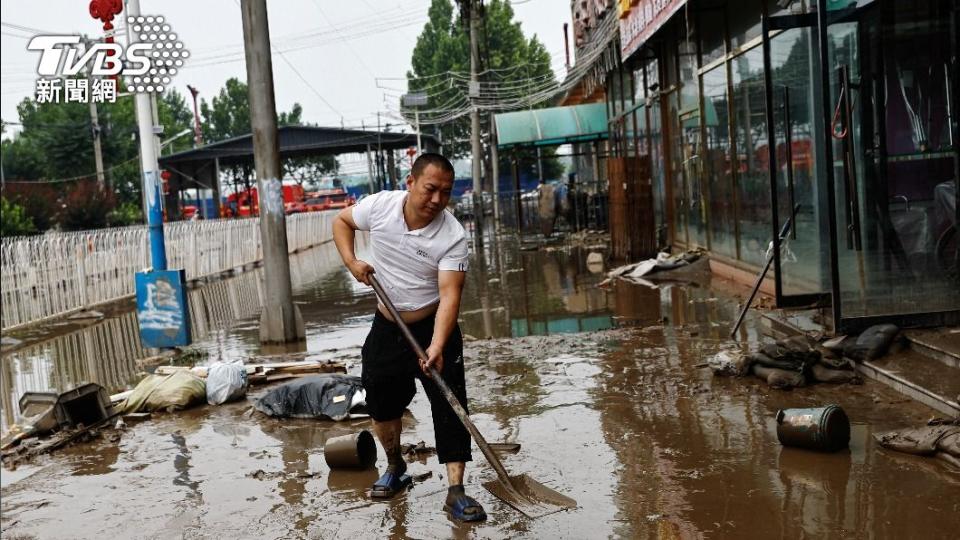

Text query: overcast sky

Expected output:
[1,0,572,137]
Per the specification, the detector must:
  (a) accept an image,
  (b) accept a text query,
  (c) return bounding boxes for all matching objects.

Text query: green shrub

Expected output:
[0,197,37,237]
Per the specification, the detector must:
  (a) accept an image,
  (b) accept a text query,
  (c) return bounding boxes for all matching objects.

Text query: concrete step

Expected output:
[856,347,960,417]
[904,328,960,369]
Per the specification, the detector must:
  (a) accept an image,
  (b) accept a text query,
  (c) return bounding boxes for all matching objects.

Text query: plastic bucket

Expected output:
[776,405,850,452]
[324,430,377,469]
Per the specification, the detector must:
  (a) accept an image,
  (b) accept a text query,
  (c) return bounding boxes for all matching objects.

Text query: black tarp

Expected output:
[254,374,365,421]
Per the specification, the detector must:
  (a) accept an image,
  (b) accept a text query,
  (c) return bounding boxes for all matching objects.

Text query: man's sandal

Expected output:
[370,471,413,499]
[443,493,487,522]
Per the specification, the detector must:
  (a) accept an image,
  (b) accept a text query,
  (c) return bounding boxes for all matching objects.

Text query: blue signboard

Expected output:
[135,269,191,348]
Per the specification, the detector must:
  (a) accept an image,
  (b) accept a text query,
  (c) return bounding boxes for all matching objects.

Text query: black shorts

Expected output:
[360,310,472,464]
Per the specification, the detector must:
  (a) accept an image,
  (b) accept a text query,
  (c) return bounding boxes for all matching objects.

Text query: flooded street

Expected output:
[2,237,958,539]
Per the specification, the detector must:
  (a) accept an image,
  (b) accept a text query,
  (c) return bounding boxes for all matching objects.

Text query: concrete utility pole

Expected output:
[490,112,500,234]
[468,0,484,246]
[365,143,376,194]
[88,78,106,190]
[81,38,106,190]
[186,84,203,146]
[241,0,304,344]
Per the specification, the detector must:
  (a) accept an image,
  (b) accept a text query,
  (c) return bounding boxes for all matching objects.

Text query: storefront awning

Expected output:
[494,103,608,149]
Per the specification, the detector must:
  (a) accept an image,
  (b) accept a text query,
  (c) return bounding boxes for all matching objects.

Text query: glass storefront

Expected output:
[821,0,960,328]
[608,0,959,330]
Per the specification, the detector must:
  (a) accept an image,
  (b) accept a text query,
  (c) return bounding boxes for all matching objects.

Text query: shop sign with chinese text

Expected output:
[620,0,686,59]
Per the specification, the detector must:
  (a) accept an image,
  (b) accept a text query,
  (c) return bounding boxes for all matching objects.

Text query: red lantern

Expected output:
[89,0,123,73]
[160,169,172,194]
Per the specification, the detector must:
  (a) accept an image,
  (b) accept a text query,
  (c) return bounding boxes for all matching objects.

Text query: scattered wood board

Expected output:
[154,361,347,380]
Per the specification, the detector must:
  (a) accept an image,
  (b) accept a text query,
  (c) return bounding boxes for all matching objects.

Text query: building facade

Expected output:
[601,0,958,332]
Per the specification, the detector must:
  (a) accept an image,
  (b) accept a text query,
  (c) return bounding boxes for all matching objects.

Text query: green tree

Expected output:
[199,77,252,143]
[0,197,37,237]
[200,78,337,190]
[407,0,561,180]
[1,88,195,230]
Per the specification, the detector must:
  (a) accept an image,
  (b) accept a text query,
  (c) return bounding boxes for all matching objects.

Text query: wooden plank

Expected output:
[154,361,346,378]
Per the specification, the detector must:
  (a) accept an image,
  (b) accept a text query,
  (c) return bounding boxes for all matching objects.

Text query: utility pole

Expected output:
[241,0,304,344]
[365,143,376,194]
[127,0,190,348]
[186,84,203,146]
[415,108,422,155]
[81,37,106,190]
[89,97,106,189]
[126,1,166,270]
[467,0,484,246]
[490,112,500,234]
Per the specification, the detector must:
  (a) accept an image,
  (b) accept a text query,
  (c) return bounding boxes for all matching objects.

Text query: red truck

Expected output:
[302,188,356,212]
[223,184,306,217]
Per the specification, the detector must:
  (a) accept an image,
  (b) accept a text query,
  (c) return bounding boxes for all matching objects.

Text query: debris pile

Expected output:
[709,335,862,389]
[608,250,703,282]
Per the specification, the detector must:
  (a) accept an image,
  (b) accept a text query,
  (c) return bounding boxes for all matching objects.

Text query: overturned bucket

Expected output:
[324,430,377,469]
[776,405,850,452]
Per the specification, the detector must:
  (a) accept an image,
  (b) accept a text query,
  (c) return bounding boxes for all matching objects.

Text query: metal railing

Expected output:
[0,210,338,331]
[463,184,609,236]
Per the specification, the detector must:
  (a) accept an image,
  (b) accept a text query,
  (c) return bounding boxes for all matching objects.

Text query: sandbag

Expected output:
[936,431,960,458]
[818,355,854,371]
[810,363,862,384]
[935,452,960,469]
[707,351,752,377]
[254,374,366,421]
[874,425,960,456]
[748,351,802,372]
[752,364,805,389]
[760,339,820,370]
[122,371,206,413]
[843,324,899,361]
[206,362,248,405]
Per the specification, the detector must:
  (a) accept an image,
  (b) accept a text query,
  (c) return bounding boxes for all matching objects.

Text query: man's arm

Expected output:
[422,269,466,374]
[333,206,373,285]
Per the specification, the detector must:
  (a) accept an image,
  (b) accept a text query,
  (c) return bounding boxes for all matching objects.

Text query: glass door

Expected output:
[763,13,832,307]
[821,0,960,331]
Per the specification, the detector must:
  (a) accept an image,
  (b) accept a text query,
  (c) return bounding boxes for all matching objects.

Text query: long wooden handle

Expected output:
[369,274,513,485]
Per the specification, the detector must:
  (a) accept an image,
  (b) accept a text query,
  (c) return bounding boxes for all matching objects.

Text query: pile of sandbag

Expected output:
[708,335,861,389]
[122,371,207,413]
[824,324,902,361]
[875,418,960,469]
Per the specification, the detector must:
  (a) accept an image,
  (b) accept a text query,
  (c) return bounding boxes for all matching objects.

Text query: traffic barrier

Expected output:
[0,211,338,331]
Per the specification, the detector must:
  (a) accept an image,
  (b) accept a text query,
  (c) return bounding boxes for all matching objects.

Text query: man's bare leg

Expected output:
[444,461,485,520]
[372,418,406,475]
[446,461,465,485]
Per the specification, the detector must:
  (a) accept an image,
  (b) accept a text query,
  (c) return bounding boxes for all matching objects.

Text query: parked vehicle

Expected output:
[454,190,493,220]
[223,184,306,217]
[302,188,356,212]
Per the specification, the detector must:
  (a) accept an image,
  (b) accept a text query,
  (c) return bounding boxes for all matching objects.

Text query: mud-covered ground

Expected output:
[2,238,958,539]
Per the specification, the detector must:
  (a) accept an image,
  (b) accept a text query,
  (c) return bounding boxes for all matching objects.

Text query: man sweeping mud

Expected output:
[332,153,486,522]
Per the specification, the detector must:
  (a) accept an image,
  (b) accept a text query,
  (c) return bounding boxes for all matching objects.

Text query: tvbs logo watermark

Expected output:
[28,15,189,105]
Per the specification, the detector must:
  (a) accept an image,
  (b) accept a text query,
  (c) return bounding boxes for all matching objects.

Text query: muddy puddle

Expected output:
[2,236,958,538]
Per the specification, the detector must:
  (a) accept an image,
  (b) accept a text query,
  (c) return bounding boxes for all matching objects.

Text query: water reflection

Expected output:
[0,241,356,431]
[591,280,959,539]
[461,238,623,338]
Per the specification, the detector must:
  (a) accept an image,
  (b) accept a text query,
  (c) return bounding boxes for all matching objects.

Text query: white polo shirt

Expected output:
[352,190,469,311]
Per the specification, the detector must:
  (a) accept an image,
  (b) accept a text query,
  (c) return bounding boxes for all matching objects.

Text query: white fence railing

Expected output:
[1,211,338,331]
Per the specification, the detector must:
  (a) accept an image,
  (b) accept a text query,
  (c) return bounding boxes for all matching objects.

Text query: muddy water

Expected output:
[2,237,959,538]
